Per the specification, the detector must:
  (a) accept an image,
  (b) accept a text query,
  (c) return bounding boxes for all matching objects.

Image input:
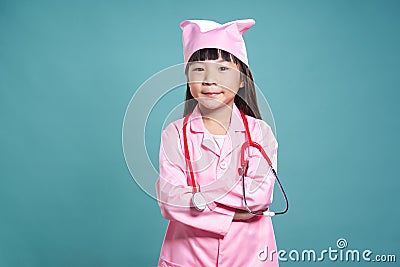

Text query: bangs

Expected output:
[188,48,241,65]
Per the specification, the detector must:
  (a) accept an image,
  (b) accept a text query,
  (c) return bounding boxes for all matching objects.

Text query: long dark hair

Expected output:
[183,48,262,119]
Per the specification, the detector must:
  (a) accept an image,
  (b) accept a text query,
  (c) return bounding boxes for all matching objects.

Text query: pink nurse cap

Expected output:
[180,19,255,66]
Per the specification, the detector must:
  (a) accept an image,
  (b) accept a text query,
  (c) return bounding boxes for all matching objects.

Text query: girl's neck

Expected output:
[198,104,233,135]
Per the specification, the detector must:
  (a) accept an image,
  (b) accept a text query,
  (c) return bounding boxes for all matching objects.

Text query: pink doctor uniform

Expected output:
[156,104,279,267]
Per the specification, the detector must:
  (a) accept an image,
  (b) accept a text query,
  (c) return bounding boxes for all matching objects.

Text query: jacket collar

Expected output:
[187,103,246,158]
[189,103,246,133]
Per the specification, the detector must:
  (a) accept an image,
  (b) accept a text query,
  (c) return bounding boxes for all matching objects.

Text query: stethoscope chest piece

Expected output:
[192,192,206,211]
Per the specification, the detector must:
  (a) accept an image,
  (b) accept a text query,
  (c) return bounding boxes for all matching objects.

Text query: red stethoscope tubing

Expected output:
[183,114,198,193]
[239,110,273,168]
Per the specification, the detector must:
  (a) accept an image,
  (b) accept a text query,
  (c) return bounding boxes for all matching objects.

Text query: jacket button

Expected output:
[220,161,227,169]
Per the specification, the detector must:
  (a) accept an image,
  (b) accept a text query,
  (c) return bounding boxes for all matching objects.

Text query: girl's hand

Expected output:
[233,208,268,221]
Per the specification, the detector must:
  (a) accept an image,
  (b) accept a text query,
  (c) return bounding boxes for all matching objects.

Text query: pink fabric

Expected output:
[180,19,255,66]
[156,104,279,267]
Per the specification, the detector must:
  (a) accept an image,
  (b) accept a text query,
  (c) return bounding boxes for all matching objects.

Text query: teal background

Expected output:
[1,0,399,266]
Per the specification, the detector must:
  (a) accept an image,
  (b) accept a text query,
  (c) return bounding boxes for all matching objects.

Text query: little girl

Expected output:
[156,19,279,267]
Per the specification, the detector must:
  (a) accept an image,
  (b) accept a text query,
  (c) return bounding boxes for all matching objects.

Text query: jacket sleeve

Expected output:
[201,119,278,211]
[156,123,235,236]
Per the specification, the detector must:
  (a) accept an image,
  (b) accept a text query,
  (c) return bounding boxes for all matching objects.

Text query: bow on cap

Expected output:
[180,19,255,66]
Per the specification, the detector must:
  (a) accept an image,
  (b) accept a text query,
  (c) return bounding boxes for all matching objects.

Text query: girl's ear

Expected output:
[239,72,245,88]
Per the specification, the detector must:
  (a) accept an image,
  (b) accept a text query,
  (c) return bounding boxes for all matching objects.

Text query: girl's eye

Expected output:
[219,66,229,71]
[192,67,204,72]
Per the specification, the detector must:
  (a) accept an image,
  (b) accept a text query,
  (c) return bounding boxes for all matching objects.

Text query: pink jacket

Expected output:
[156,104,279,267]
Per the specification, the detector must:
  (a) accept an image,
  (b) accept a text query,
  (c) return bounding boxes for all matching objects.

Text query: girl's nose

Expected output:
[203,70,218,85]
[202,81,217,86]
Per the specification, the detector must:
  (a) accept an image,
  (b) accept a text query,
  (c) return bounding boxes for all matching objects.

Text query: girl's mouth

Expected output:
[203,92,222,97]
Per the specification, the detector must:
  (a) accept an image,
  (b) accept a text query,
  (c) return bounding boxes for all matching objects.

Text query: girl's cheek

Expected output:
[222,79,241,92]
[189,84,201,98]
[189,73,205,82]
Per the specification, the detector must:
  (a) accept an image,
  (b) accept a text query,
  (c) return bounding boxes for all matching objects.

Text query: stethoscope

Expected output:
[183,109,289,217]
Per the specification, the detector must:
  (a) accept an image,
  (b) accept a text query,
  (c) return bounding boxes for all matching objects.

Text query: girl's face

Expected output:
[187,56,244,111]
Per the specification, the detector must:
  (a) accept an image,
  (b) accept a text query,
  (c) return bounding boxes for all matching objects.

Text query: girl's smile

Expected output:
[201,89,223,97]
[203,92,222,97]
